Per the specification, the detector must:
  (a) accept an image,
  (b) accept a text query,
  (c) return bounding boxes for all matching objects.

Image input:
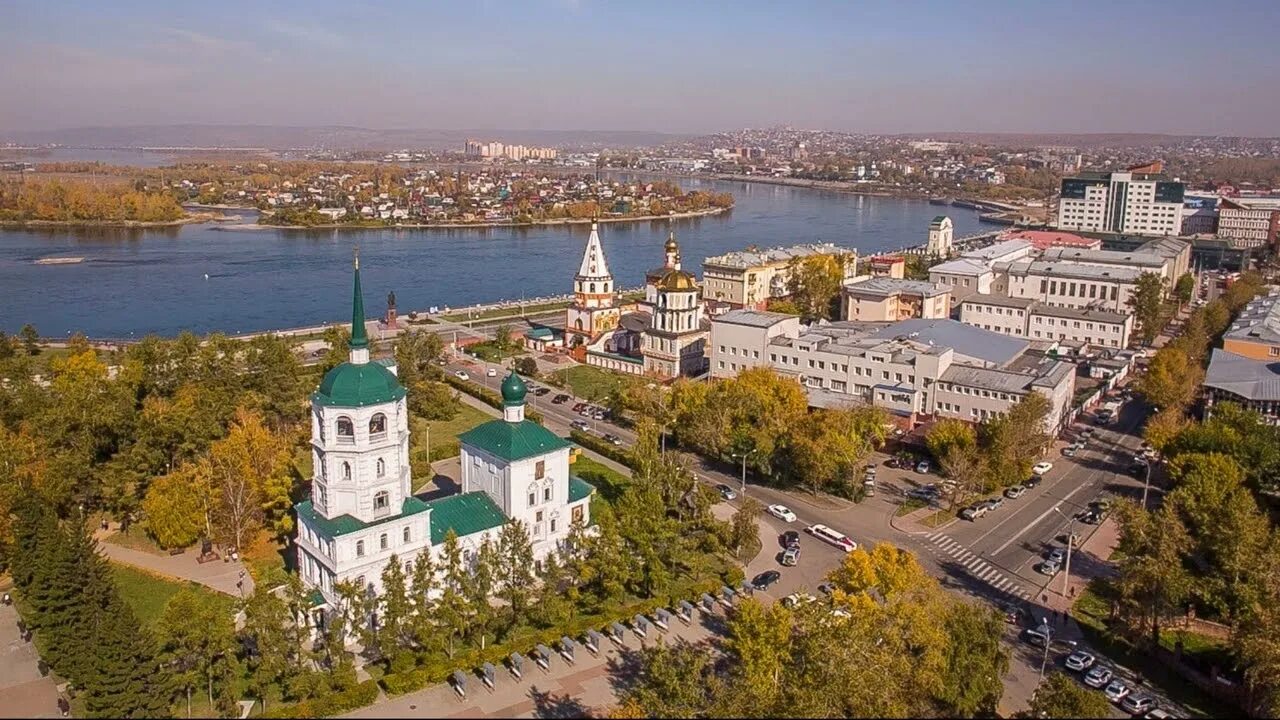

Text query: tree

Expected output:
[376,555,414,670]
[496,520,536,631]
[407,379,460,421]
[938,602,1008,717]
[618,641,722,718]
[1139,346,1202,413]
[395,330,445,385]
[141,464,208,549]
[0,330,14,360]
[1127,272,1168,345]
[925,418,976,461]
[407,550,438,652]
[785,407,888,495]
[320,326,350,373]
[19,323,40,355]
[674,367,808,478]
[1234,537,1280,718]
[434,530,469,658]
[1023,672,1113,718]
[513,356,539,378]
[1143,408,1189,453]
[1113,501,1193,645]
[464,535,499,649]
[981,392,1051,489]
[157,588,237,716]
[1174,272,1195,307]
[204,408,292,550]
[728,497,761,559]
[785,253,851,321]
[722,598,792,700]
[84,593,171,719]
[494,325,516,354]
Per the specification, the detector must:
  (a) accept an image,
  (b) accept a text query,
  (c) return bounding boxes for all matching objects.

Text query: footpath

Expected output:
[94,524,256,598]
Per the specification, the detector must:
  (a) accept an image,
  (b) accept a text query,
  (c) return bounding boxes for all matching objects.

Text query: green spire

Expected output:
[350,249,368,349]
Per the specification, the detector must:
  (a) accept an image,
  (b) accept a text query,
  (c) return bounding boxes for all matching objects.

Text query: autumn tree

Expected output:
[1127,272,1168,345]
[785,253,851,321]
[1023,672,1113,718]
[204,408,293,551]
[141,464,209,549]
[1113,501,1193,645]
[1138,346,1203,413]
[157,588,238,716]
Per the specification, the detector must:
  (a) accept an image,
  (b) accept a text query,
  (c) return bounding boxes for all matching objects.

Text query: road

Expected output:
[442,350,1181,717]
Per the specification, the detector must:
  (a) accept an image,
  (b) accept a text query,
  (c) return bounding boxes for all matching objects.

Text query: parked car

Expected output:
[805,524,857,552]
[1079,427,1096,440]
[1064,650,1096,671]
[981,497,1004,511]
[751,570,781,591]
[1104,679,1132,703]
[961,505,986,521]
[781,545,800,566]
[1090,497,1113,512]
[915,460,932,474]
[781,592,815,608]
[780,530,800,549]
[816,582,835,596]
[486,367,497,377]
[1084,666,1113,688]
[1036,560,1061,576]
[454,370,470,381]
[602,433,623,446]
[1047,547,1068,565]
[1023,475,1042,490]
[1032,461,1054,475]
[552,393,570,404]
[716,484,737,501]
[767,504,797,523]
[1143,708,1175,719]
[592,408,607,420]
[1062,444,1079,458]
[1121,695,1156,715]
[906,487,938,501]
[1078,509,1101,525]
[570,420,589,432]
[1059,531,1083,546]
[534,387,551,396]
[1004,485,1026,499]
[571,402,586,412]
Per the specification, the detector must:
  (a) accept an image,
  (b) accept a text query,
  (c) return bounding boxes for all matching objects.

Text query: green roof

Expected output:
[350,255,369,349]
[932,215,947,223]
[458,419,570,462]
[313,361,407,407]
[569,475,596,504]
[296,496,430,539]
[426,491,508,545]
[501,371,527,406]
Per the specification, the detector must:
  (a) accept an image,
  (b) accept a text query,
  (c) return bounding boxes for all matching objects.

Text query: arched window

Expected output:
[342,462,351,480]
[336,416,354,443]
[374,491,389,512]
[589,282,596,293]
[574,319,583,331]
[369,413,387,436]
[376,458,386,477]
[379,533,389,551]
[355,540,365,557]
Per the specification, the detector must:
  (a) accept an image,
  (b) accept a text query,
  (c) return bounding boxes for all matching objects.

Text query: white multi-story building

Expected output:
[702,244,857,310]
[927,215,954,257]
[1056,170,1185,237]
[1003,259,1142,313]
[928,239,1033,301]
[1217,197,1280,251]
[841,277,951,322]
[709,314,1076,433]
[295,259,593,616]
[959,296,1133,348]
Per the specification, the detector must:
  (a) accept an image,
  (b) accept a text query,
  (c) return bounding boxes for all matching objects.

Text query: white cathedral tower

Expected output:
[564,221,621,347]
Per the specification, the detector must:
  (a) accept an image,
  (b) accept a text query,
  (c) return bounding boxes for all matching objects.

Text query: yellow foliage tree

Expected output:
[141,464,209,549]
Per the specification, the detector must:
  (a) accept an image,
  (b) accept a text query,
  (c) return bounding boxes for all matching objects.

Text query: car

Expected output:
[1122,695,1157,715]
[981,497,1004,511]
[1005,485,1026,499]
[571,402,586,412]
[1032,461,1054,475]
[767,504,797,522]
[1104,679,1131,702]
[781,592,815,609]
[1059,532,1083,546]
[1143,709,1175,720]
[1079,510,1101,525]
[1002,603,1024,624]
[1095,409,1115,425]
[579,406,594,417]
[603,433,623,446]
[751,570,781,591]
[816,582,835,596]
[1090,497,1113,512]
[454,370,470,381]
[534,387,551,396]
[1130,461,1149,477]
[716,484,737,501]
[781,546,800,566]
[1062,444,1079,458]
[961,505,986,521]
[592,408,607,420]
[906,487,938,501]
[1084,666,1113,688]
[1036,560,1061,576]
[780,530,800,548]
[1023,475,1042,489]
[1079,427,1096,440]
[915,460,932,474]
[486,367,498,377]
[1064,650,1096,671]
[570,419,590,432]
[1047,547,1068,564]
[552,394,570,404]
[805,523,857,552]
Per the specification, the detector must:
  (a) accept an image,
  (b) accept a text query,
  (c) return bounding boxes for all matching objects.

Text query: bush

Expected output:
[570,430,633,468]
[260,680,380,718]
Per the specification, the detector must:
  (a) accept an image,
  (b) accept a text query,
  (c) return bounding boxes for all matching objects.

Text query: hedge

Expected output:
[569,430,634,468]
[259,679,381,718]
[443,373,544,425]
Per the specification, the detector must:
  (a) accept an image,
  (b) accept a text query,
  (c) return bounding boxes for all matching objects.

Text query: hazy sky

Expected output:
[3,0,1278,136]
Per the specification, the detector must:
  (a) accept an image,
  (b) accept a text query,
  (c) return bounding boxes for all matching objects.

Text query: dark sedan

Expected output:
[752,570,782,591]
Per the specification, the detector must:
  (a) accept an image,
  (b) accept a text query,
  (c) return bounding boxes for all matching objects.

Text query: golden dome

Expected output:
[664,231,679,252]
[656,268,698,291]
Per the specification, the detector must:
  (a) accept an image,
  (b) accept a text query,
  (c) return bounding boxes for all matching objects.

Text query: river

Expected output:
[0,177,993,338]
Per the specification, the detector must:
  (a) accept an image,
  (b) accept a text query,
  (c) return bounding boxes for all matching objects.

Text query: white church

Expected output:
[294,256,594,609]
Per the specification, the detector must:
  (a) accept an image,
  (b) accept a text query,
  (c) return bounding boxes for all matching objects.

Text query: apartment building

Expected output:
[702,244,857,310]
[1039,247,1174,283]
[867,255,906,279]
[709,316,1075,432]
[840,277,951,322]
[959,296,1133,348]
[1217,197,1280,251]
[928,239,1033,301]
[1057,169,1185,237]
[1003,259,1142,313]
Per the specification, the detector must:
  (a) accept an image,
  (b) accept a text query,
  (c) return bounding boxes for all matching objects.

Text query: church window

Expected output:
[356,541,365,558]
[369,413,387,436]
[544,487,552,502]
[535,460,545,479]
[380,533,388,550]
[336,416,354,440]
[374,491,390,512]
[574,319,583,332]
[342,462,352,480]
[551,519,557,533]
[536,511,544,523]
[403,526,411,543]
[589,282,596,293]
[528,492,536,508]
[376,458,386,477]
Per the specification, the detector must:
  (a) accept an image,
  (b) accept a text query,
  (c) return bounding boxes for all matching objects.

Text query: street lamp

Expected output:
[1140,460,1153,511]
[1052,506,1077,599]
[732,450,755,496]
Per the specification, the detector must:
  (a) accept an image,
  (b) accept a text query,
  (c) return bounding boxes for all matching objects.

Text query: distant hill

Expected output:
[1,124,692,151]
[897,132,1239,148]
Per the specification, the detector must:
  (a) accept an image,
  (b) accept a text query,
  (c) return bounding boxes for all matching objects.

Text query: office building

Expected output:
[702,244,857,310]
[1217,197,1280,251]
[1057,165,1186,237]
[841,277,951,322]
[958,296,1133,348]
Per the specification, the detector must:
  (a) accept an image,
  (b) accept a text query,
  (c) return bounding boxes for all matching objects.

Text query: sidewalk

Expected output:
[0,599,60,719]
[95,527,255,598]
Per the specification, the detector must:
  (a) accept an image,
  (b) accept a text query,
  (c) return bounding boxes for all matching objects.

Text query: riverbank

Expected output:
[234,204,732,231]
[0,210,233,229]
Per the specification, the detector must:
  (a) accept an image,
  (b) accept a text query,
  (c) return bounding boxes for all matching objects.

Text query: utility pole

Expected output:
[1053,506,1077,599]
[1141,461,1152,510]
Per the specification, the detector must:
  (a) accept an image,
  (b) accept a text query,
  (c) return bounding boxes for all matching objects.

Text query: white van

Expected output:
[806,524,857,552]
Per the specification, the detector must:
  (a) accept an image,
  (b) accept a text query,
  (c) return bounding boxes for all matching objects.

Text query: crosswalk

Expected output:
[926,533,1032,601]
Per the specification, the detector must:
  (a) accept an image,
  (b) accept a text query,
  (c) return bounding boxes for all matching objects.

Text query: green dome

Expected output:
[500,371,527,406]
[314,361,406,407]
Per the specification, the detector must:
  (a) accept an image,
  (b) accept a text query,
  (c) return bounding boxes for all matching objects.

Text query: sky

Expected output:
[2,0,1278,136]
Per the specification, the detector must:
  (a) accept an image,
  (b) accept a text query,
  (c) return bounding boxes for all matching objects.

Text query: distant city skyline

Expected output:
[2,0,1278,137]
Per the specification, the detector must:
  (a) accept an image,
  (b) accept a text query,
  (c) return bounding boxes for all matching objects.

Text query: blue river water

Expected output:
[0,177,991,338]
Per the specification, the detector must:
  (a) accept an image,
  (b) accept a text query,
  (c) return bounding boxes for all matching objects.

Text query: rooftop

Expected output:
[1220,197,1280,212]
[1001,230,1100,251]
[1224,290,1280,345]
[313,361,407,408]
[1204,349,1280,403]
[959,295,1037,310]
[1040,247,1168,268]
[703,243,852,270]
[1006,259,1145,282]
[929,257,995,277]
[1028,304,1130,325]
[842,277,950,299]
[459,419,571,462]
[426,491,508,545]
[959,239,1033,261]
[297,496,431,539]
[868,318,1028,367]
[941,365,1037,394]
[714,309,799,328]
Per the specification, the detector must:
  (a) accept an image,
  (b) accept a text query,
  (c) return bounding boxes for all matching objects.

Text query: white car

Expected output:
[1032,461,1054,476]
[486,367,497,377]
[1064,650,1096,671]
[1047,547,1068,565]
[1104,679,1131,702]
[1084,665,1113,688]
[1036,560,1061,576]
[806,524,857,552]
[767,504,797,523]
[454,370,470,381]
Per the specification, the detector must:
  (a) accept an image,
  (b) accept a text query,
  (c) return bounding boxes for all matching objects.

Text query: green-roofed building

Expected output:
[294,255,593,616]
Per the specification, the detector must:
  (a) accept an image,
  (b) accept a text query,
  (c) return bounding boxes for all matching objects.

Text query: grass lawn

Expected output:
[111,563,235,628]
[894,498,927,516]
[103,528,172,556]
[921,508,956,528]
[570,454,630,503]
[550,364,626,401]
[409,404,494,486]
[466,340,523,363]
[441,299,570,322]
